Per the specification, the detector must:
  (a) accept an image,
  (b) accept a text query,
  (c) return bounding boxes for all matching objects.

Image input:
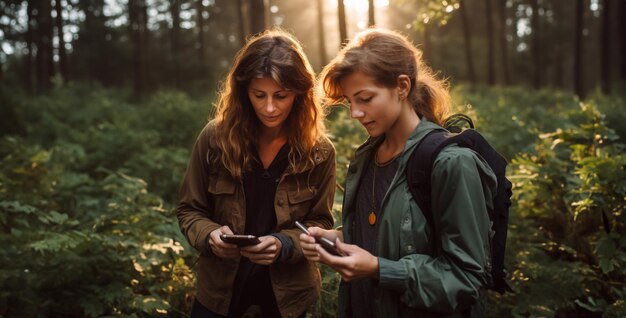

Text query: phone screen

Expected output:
[219,234,261,246]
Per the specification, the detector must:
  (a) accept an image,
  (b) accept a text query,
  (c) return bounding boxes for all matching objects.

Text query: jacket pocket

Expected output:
[287,187,317,204]
[206,172,239,228]
[207,173,236,195]
[287,188,317,221]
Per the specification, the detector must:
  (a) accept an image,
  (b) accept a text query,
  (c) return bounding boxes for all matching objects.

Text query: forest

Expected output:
[0,0,625,317]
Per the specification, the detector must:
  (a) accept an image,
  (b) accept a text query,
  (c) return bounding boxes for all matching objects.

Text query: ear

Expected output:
[396,74,411,99]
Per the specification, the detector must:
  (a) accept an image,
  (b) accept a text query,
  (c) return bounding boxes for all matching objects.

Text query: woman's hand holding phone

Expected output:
[209,225,241,259]
[240,236,282,265]
[316,239,379,282]
[297,222,344,261]
[297,222,378,281]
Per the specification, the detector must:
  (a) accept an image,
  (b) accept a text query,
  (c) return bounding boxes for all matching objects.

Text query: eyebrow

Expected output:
[352,89,367,97]
[249,88,291,93]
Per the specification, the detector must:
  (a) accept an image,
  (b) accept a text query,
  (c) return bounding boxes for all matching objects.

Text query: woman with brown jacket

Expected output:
[177,30,336,318]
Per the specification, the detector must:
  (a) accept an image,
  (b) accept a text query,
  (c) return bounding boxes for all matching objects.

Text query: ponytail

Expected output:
[320,28,451,126]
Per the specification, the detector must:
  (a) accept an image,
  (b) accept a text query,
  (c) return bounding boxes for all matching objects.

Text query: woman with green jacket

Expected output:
[299,29,496,317]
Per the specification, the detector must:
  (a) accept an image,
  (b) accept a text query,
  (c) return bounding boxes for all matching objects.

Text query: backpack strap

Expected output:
[406,129,448,254]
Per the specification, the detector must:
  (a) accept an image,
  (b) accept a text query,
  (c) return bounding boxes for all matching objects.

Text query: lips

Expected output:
[362,120,375,130]
[264,115,281,121]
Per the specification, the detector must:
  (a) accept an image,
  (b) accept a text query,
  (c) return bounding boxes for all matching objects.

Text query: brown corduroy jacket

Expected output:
[177,122,336,318]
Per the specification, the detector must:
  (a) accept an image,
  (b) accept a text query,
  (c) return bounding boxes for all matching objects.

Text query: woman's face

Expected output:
[248,76,297,133]
[339,71,402,138]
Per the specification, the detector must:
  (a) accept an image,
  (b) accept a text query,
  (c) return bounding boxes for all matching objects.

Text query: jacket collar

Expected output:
[342,117,444,228]
[353,117,443,161]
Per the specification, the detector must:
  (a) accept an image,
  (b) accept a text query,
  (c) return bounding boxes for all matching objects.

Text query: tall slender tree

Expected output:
[338,0,348,47]
[459,0,476,83]
[600,0,612,94]
[170,0,182,86]
[25,0,34,94]
[54,0,68,81]
[368,0,375,27]
[35,0,55,90]
[129,0,149,97]
[621,0,626,81]
[196,0,206,62]
[485,0,495,85]
[317,0,328,67]
[496,0,511,85]
[531,0,541,89]
[236,0,246,45]
[422,23,432,64]
[574,0,585,99]
[249,0,267,35]
[553,0,565,88]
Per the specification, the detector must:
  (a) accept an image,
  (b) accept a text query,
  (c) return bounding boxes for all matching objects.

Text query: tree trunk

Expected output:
[55,0,68,81]
[338,0,348,47]
[600,0,611,94]
[236,0,246,45]
[459,0,476,83]
[422,24,432,64]
[171,0,181,57]
[621,0,626,81]
[485,0,495,85]
[496,0,511,85]
[170,0,181,86]
[368,0,375,27]
[35,0,54,90]
[553,0,564,88]
[249,0,267,35]
[317,0,328,67]
[196,0,205,61]
[574,0,585,99]
[531,0,541,89]
[129,0,148,97]
[25,0,34,94]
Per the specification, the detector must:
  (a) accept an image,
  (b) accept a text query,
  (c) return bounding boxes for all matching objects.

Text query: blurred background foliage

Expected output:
[1,0,625,317]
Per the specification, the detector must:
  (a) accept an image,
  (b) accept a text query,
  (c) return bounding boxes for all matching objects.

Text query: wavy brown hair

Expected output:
[320,28,450,126]
[211,29,326,179]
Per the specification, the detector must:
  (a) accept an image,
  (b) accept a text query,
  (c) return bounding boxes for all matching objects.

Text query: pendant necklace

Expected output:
[369,149,400,226]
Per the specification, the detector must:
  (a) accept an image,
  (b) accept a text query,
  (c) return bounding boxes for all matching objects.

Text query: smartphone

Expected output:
[219,234,261,246]
[294,221,344,257]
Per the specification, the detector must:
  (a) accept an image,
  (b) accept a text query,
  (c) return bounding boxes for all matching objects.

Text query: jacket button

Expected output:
[315,157,320,161]
[404,216,410,224]
[278,199,284,206]
[406,244,414,252]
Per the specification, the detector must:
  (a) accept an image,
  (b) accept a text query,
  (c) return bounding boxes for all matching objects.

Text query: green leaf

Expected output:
[599,259,614,274]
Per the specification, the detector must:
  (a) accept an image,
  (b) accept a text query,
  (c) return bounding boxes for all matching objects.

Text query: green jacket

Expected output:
[338,119,497,318]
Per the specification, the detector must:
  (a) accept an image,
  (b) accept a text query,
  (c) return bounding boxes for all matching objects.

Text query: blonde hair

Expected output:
[211,29,326,179]
[320,28,450,126]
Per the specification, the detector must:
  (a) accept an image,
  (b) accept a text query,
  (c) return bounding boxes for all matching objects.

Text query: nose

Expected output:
[265,97,277,113]
[350,104,364,119]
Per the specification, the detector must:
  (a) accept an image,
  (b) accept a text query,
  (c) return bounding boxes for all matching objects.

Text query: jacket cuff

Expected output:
[199,223,221,256]
[271,233,294,262]
[378,257,408,293]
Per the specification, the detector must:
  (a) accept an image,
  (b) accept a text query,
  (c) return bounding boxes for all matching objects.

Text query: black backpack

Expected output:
[405,114,513,294]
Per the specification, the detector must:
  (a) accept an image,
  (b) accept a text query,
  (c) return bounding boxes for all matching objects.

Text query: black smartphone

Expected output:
[219,234,261,246]
[294,221,344,257]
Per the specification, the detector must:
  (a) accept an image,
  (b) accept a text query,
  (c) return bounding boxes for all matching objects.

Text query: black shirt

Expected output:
[228,143,293,316]
[350,150,399,318]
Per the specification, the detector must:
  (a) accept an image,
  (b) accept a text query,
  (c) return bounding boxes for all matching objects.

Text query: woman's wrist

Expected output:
[370,256,380,279]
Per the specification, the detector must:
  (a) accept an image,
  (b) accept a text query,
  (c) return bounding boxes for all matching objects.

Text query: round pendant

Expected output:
[368,211,376,225]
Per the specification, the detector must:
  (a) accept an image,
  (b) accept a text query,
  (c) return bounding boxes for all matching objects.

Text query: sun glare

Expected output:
[342,0,389,11]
